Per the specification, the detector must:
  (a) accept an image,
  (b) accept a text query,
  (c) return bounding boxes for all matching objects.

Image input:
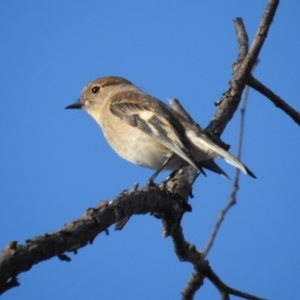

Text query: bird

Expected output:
[66,76,256,182]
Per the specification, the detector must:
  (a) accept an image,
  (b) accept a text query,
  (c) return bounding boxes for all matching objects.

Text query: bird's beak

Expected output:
[65,101,82,109]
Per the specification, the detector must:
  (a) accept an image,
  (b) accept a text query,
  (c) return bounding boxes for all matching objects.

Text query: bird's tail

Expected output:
[198,159,229,179]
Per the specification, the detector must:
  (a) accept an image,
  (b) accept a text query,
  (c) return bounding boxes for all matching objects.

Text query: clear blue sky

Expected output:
[1,1,299,299]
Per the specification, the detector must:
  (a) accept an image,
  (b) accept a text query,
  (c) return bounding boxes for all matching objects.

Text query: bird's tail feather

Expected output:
[198,159,229,179]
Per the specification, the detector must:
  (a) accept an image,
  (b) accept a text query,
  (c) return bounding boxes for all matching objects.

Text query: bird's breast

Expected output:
[100,113,174,170]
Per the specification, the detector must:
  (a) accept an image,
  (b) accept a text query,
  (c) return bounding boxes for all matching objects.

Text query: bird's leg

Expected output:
[146,154,175,186]
[161,169,181,186]
[158,168,181,194]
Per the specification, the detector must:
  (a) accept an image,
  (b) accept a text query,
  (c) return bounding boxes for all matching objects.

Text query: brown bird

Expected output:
[66,76,256,181]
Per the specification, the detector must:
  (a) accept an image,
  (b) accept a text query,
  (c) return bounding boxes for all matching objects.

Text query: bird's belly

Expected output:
[102,124,173,170]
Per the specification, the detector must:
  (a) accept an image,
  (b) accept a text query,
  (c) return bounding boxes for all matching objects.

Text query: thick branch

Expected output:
[0,181,190,295]
[167,164,265,299]
[206,0,279,138]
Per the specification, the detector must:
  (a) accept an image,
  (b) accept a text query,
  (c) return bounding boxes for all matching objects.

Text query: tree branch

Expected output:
[0,180,191,295]
[247,75,300,126]
[204,80,253,256]
[205,0,279,138]
[171,226,266,300]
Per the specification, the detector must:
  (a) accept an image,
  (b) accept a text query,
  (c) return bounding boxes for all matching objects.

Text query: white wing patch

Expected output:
[139,110,154,121]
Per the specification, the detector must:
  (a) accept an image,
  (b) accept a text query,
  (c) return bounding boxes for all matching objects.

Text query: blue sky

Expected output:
[1,1,300,299]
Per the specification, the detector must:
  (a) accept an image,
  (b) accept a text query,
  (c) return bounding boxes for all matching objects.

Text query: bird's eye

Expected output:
[91,86,101,94]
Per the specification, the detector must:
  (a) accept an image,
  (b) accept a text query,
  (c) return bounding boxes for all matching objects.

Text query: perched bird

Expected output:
[66,76,256,181]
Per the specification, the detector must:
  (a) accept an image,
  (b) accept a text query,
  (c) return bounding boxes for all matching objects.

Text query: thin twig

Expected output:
[203,265,266,300]
[203,83,251,255]
[234,18,249,64]
[248,75,300,126]
[203,43,259,256]
[171,226,265,300]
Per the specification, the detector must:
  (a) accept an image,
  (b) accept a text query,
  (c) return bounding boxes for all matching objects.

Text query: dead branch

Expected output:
[247,75,300,126]
[0,180,191,295]
[203,81,252,256]
[205,0,279,139]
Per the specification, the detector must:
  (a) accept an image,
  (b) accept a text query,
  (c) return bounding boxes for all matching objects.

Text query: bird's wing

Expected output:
[186,130,256,178]
[109,91,202,172]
